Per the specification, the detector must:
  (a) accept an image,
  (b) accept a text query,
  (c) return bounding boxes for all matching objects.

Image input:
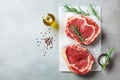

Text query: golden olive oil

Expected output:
[43,13,58,30]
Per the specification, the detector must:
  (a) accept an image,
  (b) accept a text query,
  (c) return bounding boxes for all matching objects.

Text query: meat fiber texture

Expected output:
[59,6,101,72]
[62,44,94,75]
[65,16,100,45]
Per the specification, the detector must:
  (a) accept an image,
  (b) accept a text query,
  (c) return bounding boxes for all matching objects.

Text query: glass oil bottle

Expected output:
[43,13,58,30]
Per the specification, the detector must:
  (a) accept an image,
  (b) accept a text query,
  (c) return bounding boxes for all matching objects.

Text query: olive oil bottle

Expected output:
[43,13,58,30]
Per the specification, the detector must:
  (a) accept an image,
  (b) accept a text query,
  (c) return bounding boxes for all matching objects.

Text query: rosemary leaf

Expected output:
[101,48,115,71]
[88,4,101,21]
[105,48,114,62]
[71,26,84,41]
[64,5,90,16]
[102,64,106,71]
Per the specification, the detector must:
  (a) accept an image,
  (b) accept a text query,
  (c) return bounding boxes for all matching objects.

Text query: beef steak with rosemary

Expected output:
[65,16,100,45]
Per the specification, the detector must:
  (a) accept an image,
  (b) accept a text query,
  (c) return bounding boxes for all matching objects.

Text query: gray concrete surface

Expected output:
[0,0,120,80]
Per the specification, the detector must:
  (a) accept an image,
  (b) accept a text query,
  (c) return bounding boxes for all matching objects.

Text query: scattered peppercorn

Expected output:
[35,28,56,56]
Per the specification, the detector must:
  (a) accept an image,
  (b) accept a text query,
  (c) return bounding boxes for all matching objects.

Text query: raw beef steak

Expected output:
[62,44,94,75]
[65,16,100,45]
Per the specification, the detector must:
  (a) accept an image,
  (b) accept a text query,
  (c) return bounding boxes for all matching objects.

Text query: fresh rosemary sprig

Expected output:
[64,5,90,16]
[101,48,115,71]
[88,4,101,21]
[71,26,84,41]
